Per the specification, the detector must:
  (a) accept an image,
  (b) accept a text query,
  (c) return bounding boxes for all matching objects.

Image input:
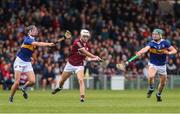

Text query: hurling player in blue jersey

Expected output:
[9,25,55,102]
[135,29,177,102]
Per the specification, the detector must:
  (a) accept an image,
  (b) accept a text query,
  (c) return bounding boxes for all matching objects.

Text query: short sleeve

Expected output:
[164,40,171,48]
[147,42,153,47]
[23,37,34,45]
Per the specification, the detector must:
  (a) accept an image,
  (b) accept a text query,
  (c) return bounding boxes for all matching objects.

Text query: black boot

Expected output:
[51,88,62,95]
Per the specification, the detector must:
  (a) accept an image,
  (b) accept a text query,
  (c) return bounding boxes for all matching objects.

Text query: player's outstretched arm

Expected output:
[136,46,150,56]
[79,48,102,61]
[79,48,96,58]
[116,46,150,70]
[32,42,55,47]
[125,45,150,64]
[86,57,102,62]
[127,46,150,63]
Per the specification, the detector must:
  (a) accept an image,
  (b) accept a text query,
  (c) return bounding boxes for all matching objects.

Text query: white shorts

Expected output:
[148,62,167,76]
[13,57,33,73]
[64,62,84,73]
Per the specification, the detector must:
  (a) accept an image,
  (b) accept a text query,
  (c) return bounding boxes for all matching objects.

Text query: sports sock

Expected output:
[149,84,154,91]
[157,91,161,96]
[22,85,27,90]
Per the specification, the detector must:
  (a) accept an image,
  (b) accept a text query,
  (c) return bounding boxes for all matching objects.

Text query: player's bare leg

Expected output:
[51,72,71,94]
[76,69,85,102]
[22,71,36,89]
[50,78,56,90]
[156,75,167,102]
[21,71,35,99]
[42,79,47,90]
[9,70,21,102]
[147,66,157,98]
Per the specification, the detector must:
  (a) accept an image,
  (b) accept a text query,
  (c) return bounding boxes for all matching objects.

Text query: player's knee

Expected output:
[160,82,166,87]
[30,80,35,85]
[14,81,20,86]
[148,75,154,79]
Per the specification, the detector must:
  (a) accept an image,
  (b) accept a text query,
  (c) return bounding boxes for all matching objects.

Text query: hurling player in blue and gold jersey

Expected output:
[9,25,55,102]
[135,29,177,102]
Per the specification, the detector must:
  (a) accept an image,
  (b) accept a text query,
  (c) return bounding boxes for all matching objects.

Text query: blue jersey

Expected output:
[17,36,35,62]
[147,39,171,66]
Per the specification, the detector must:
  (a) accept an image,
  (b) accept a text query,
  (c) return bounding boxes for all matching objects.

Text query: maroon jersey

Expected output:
[68,39,89,66]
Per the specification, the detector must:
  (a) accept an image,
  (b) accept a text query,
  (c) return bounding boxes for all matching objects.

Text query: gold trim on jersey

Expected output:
[149,48,167,54]
[21,44,35,51]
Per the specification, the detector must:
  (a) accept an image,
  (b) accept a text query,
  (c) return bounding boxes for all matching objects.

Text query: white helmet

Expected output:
[80,29,90,37]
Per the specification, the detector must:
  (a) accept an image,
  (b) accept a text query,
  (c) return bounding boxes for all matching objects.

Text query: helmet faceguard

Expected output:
[26,25,39,37]
[80,29,90,42]
[152,29,163,41]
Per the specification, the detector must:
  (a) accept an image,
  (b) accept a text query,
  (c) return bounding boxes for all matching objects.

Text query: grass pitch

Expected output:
[0,89,180,113]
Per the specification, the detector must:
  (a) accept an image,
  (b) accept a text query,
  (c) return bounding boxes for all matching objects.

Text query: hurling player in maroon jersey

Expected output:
[52,29,102,102]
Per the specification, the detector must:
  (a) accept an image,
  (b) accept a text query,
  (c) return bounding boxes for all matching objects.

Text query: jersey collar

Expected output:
[29,35,35,40]
[152,39,164,44]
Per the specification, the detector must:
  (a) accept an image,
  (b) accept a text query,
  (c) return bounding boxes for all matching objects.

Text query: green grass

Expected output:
[0,89,180,113]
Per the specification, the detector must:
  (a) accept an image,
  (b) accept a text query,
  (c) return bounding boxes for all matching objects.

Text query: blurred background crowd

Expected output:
[0,0,180,90]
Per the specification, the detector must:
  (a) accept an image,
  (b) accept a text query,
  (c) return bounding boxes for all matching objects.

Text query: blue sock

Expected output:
[157,91,161,96]
[22,85,27,90]
[9,96,13,99]
[149,84,154,91]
